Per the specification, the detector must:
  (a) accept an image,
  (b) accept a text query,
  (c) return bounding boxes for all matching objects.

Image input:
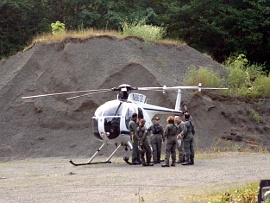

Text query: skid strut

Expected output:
[69,143,122,166]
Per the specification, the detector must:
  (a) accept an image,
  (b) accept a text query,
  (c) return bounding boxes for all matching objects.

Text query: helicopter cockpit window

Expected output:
[103,102,124,116]
[125,107,136,129]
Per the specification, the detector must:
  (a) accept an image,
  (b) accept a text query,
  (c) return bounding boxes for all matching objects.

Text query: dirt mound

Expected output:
[0,36,269,159]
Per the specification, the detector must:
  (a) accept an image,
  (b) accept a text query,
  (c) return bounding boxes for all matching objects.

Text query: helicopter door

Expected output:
[125,106,136,129]
[138,107,144,119]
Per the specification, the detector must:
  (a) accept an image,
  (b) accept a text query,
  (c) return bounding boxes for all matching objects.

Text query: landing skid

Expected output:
[69,160,111,166]
[69,142,121,166]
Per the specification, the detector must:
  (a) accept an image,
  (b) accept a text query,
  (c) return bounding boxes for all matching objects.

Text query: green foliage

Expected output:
[165,0,270,71]
[0,0,51,60]
[183,54,270,98]
[223,54,270,98]
[250,76,270,98]
[209,183,258,203]
[1,0,269,73]
[51,21,65,34]
[122,20,166,42]
[184,66,223,87]
[224,54,251,89]
[247,107,261,123]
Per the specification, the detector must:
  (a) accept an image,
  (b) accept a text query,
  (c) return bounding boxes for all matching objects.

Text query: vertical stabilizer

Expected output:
[175,89,182,111]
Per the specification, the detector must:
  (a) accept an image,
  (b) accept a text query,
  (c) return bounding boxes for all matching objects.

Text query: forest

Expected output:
[0,0,269,72]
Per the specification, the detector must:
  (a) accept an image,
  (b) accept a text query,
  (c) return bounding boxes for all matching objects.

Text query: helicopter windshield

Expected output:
[102,101,124,116]
[104,117,121,139]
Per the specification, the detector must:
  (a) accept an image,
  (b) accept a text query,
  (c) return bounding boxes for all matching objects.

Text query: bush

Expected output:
[223,54,269,98]
[121,20,165,42]
[250,76,270,98]
[51,21,66,35]
[184,66,223,87]
[224,54,250,89]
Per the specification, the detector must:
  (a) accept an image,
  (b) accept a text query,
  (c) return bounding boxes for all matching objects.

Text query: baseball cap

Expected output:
[153,116,160,120]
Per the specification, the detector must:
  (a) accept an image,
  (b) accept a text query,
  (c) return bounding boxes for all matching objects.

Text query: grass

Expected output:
[206,182,258,203]
[185,179,270,202]
[247,107,261,123]
[35,29,125,42]
[209,137,269,153]
[27,21,184,52]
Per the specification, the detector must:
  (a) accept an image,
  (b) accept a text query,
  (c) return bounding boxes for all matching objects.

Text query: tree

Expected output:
[165,0,270,71]
[0,0,51,59]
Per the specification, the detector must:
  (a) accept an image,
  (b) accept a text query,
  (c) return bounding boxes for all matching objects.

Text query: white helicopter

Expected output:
[22,83,227,166]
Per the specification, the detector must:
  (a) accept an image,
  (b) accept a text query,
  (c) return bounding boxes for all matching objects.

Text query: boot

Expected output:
[190,156,194,165]
[177,156,185,164]
[181,156,191,166]
[142,162,149,166]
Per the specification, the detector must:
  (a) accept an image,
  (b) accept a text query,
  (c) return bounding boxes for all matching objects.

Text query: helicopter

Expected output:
[22,83,227,166]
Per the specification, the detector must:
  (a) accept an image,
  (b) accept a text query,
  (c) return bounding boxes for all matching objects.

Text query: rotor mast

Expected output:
[112,84,138,100]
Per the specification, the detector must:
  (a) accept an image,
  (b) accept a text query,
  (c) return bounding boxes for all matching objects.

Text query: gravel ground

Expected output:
[0,152,270,203]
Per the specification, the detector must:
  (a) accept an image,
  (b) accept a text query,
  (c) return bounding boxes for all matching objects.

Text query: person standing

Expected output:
[162,116,178,167]
[148,116,163,164]
[180,112,195,165]
[174,115,185,163]
[128,113,140,164]
[137,119,152,166]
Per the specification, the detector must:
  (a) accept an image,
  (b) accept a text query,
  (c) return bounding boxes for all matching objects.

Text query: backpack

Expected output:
[189,121,195,135]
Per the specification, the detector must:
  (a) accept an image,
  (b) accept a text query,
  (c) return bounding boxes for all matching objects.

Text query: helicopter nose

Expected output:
[92,117,102,140]
[103,117,121,139]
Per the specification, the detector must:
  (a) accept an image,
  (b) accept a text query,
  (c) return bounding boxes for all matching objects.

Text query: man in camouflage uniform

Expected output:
[148,116,164,164]
[128,113,140,164]
[162,116,178,167]
[137,119,152,166]
[174,115,185,163]
[180,112,195,165]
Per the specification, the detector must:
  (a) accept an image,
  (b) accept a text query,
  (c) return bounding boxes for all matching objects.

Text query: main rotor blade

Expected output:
[138,86,199,90]
[22,89,111,99]
[66,90,112,100]
[199,87,228,90]
[138,85,228,91]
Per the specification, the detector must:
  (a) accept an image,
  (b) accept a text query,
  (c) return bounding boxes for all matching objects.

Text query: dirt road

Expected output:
[0,152,269,203]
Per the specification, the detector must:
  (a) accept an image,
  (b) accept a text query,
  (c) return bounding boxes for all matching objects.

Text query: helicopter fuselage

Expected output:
[92,93,182,149]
